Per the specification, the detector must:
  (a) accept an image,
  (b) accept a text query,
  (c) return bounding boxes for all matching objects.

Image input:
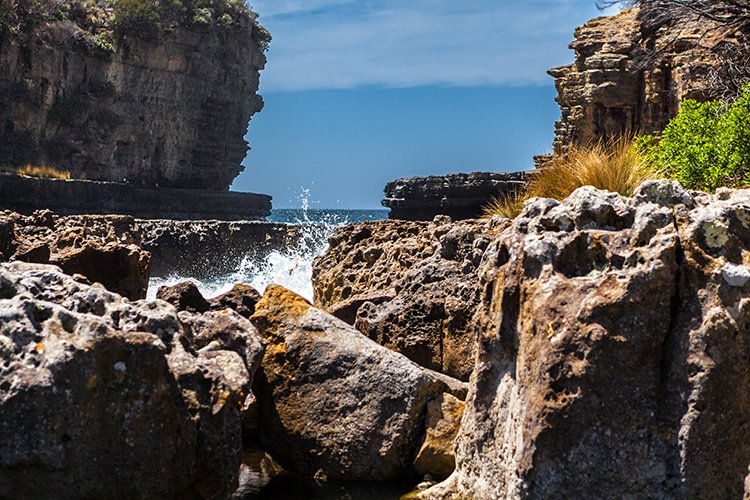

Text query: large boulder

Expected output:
[250,284,461,481]
[425,182,750,498]
[313,217,508,381]
[0,211,151,300]
[0,262,263,499]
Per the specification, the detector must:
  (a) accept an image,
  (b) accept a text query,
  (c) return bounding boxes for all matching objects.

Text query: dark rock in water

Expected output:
[250,285,462,482]
[0,172,272,221]
[157,280,211,313]
[424,181,750,499]
[1,211,151,300]
[313,217,509,381]
[139,219,300,279]
[210,284,263,319]
[0,261,264,499]
[0,210,299,294]
[382,171,526,221]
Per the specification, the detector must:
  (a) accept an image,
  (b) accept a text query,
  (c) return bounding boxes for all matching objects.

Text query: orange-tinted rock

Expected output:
[414,393,465,481]
[250,285,461,481]
[313,217,509,381]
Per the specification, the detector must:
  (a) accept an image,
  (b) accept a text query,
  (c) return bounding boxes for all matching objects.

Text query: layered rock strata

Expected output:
[313,217,508,381]
[0,261,264,498]
[425,181,750,498]
[382,172,527,221]
[0,8,266,190]
[0,173,272,220]
[138,219,301,279]
[550,7,741,149]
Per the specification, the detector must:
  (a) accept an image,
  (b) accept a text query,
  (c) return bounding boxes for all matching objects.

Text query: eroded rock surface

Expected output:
[0,210,150,299]
[0,262,264,498]
[250,285,461,481]
[313,217,509,381]
[425,181,750,499]
[158,281,262,319]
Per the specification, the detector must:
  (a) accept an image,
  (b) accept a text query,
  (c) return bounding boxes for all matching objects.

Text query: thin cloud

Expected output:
[250,0,621,92]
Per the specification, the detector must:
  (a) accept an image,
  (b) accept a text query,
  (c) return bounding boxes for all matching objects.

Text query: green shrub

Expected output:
[111,0,162,41]
[638,85,750,191]
[253,21,271,52]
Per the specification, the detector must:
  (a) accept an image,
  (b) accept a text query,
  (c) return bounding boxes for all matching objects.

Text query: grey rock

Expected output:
[722,263,750,288]
[313,217,509,381]
[425,184,750,499]
[0,261,263,499]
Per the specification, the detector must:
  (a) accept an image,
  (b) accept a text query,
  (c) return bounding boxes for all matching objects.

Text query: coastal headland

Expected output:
[2,1,750,498]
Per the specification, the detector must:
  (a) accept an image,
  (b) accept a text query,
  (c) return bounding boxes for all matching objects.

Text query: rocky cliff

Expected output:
[550,6,744,149]
[0,1,268,190]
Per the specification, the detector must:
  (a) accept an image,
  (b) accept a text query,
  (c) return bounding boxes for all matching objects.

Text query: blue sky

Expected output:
[233,0,619,208]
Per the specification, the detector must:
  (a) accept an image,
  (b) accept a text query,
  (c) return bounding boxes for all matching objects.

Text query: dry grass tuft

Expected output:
[481,193,526,220]
[483,136,662,219]
[15,164,71,180]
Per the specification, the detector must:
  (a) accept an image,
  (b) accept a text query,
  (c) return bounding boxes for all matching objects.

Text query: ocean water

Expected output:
[147,208,388,301]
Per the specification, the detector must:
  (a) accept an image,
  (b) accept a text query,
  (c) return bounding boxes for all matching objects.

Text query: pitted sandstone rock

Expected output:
[0,262,263,499]
[424,181,750,499]
[313,217,509,381]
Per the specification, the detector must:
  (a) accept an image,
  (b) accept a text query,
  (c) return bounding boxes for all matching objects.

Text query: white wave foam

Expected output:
[147,192,349,302]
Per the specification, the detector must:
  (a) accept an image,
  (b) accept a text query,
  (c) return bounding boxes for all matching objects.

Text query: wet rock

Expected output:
[210,284,262,319]
[0,261,263,499]
[156,280,211,313]
[250,285,460,481]
[313,218,509,381]
[414,393,465,481]
[425,182,750,498]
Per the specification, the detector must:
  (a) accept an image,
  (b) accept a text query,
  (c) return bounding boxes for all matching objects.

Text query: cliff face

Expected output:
[550,7,742,150]
[0,7,266,190]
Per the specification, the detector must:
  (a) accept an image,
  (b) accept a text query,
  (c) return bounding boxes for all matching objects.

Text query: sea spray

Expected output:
[147,207,387,302]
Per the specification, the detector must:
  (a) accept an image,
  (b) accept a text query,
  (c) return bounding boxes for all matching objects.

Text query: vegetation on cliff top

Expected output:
[484,137,660,219]
[0,0,270,53]
[637,85,750,192]
[485,84,750,219]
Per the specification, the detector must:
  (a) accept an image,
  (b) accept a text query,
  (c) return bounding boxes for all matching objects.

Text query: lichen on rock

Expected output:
[0,261,264,498]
